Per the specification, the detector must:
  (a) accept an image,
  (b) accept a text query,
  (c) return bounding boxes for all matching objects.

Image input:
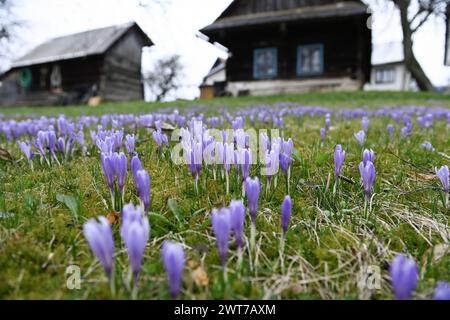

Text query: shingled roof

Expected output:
[11,22,153,68]
[202,0,367,31]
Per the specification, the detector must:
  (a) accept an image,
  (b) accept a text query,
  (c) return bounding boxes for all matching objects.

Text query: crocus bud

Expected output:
[135,170,151,213]
[121,204,150,280]
[245,177,260,225]
[211,208,231,266]
[239,148,251,181]
[101,152,115,194]
[433,281,450,300]
[362,116,370,132]
[83,217,115,278]
[280,138,293,173]
[320,128,326,142]
[224,143,234,173]
[334,144,346,178]
[435,165,449,194]
[387,124,395,138]
[18,141,33,160]
[131,154,143,183]
[113,152,127,194]
[125,134,135,154]
[161,241,185,299]
[354,130,365,147]
[229,200,245,248]
[362,149,375,165]
[389,254,418,300]
[281,195,292,236]
[359,161,376,199]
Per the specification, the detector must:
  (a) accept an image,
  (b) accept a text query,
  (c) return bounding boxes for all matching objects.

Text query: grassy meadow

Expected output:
[0,91,449,299]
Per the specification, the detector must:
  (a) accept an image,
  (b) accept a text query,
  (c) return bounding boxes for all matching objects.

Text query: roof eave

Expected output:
[201,5,368,33]
[372,60,405,67]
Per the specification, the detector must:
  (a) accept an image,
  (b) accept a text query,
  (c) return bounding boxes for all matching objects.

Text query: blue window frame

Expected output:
[297,44,324,76]
[253,48,278,79]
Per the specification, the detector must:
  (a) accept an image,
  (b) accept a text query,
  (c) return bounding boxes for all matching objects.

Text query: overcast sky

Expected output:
[3,0,450,100]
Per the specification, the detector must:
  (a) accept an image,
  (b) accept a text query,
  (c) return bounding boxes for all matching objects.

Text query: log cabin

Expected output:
[201,0,372,97]
[364,42,417,92]
[0,22,153,107]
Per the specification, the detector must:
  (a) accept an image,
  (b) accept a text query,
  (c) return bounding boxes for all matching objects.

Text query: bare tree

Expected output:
[144,55,183,102]
[387,0,448,91]
[0,0,20,60]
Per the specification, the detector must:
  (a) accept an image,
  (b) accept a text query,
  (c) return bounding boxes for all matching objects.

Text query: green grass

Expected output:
[1,91,450,117]
[0,91,449,300]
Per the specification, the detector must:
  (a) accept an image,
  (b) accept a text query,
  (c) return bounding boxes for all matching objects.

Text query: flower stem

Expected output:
[109,272,116,297]
[280,234,285,273]
[225,171,229,195]
[131,278,138,300]
[250,222,256,254]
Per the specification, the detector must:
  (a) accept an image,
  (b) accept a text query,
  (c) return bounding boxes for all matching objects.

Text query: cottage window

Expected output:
[253,48,278,79]
[375,68,395,84]
[297,44,324,76]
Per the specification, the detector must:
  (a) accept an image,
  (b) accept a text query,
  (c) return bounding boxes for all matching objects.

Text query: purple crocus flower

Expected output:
[320,128,326,143]
[245,177,260,225]
[135,170,151,213]
[75,130,86,155]
[387,124,395,138]
[359,160,376,199]
[229,200,245,248]
[83,216,115,278]
[47,130,57,156]
[280,138,293,173]
[421,141,435,151]
[354,130,365,147]
[131,154,143,182]
[334,144,346,178]
[161,241,185,299]
[211,207,231,265]
[239,148,251,181]
[389,254,418,300]
[260,132,270,155]
[124,134,136,154]
[433,281,450,300]
[265,149,279,178]
[362,116,370,132]
[214,141,224,169]
[120,204,150,280]
[101,153,115,194]
[18,141,33,160]
[224,143,234,173]
[186,142,202,179]
[281,195,292,236]
[57,137,65,155]
[113,152,127,195]
[400,126,410,139]
[362,149,375,165]
[34,131,47,157]
[435,165,449,193]
[155,119,163,132]
[325,115,331,130]
[152,130,168,151]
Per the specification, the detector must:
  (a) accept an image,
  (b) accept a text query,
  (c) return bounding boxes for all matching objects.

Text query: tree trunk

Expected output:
[395,0,435,91]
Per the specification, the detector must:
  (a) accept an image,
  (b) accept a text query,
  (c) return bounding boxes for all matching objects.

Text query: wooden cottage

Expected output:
[199,58,227,99]
[364,42,417,92]
[0,22,153,106]
[201,0,372,96]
